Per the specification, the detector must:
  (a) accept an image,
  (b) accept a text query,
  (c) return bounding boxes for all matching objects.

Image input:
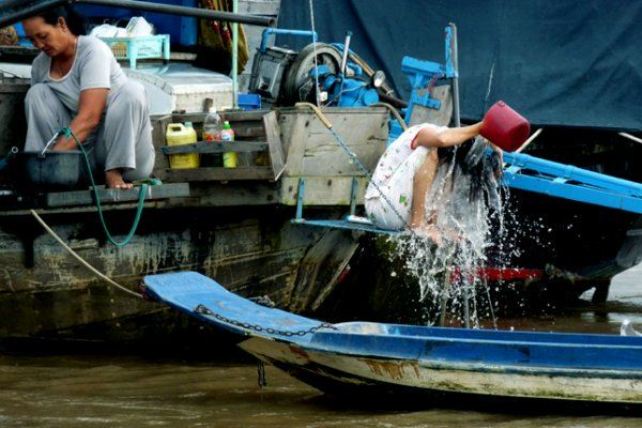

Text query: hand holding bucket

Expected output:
[480,101,530,152]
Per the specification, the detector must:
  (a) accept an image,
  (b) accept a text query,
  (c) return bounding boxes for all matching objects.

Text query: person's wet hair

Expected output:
[35,5,86,36]
[439,137,502,209]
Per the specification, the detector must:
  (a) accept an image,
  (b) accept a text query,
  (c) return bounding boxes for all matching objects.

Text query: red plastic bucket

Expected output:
[480,101,530,152]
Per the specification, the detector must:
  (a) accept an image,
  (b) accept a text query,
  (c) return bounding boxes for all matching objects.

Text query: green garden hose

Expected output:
[61,127,149,248]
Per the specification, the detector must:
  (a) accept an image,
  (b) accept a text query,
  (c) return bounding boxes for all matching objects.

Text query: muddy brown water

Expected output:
[1,266,642,427]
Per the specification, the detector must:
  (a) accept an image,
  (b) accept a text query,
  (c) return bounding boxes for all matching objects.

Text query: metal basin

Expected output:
[14,151,91,190]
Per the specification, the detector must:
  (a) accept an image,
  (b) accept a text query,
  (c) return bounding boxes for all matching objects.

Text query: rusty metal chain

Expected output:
[194,304,337,337]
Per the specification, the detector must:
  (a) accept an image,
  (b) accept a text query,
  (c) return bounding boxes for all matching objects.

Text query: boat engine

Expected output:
[249,29,388,108]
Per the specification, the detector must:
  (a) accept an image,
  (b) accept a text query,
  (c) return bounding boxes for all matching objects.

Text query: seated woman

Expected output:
[365,121,497,240]
[22,6,155,189]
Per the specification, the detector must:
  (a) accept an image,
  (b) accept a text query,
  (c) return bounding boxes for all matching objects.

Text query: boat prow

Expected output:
[144,271,642,407]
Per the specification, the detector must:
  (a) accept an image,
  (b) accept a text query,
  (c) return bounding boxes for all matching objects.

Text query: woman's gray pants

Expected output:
[24,80,155,182]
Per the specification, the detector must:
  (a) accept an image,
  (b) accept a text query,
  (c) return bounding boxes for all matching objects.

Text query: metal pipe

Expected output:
[0,0,39,13]
[77,0,274,26]
[447,22,468,327]
[1,0,275,28]
[340,31,352,75]
[0,0,67,28]
[232,0,238,108]
[619,132,642,146]
[449,22,461,127]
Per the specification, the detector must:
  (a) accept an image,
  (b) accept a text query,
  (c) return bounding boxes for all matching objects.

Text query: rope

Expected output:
[374,102,408,131]
[61,127,148,248]
[295,102,416,235]
[30,209,143,299]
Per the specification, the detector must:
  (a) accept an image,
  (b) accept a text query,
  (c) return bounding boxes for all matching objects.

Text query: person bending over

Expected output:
[365,122,496,240]
[22,6,155,189]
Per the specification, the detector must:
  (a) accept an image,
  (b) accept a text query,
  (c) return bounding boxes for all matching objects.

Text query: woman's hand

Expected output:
[488,141,503,164]
[485,140,504,178]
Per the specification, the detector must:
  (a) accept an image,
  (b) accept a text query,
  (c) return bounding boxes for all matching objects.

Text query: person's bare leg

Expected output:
[410,149,439,230]
[105,169,133,190]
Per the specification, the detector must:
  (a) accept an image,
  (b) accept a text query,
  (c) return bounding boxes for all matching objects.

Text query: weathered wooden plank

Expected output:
[190,182,279,206]
[151,114,172,171]
[45,183,191,208]
[157,166,274,182]
[220,110,271,122]
[280,111,308,177]
[172,110,269,124]
[409,85,453,127]
[263,111,286,181]
[170,111,267,139]
[231,124,266,139]
[279,176,370,206]
[238,0,280,15]
[161,141,268,154]
[279,107,388,177]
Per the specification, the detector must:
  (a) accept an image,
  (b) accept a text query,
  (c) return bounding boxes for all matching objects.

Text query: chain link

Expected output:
[194,304,337,337]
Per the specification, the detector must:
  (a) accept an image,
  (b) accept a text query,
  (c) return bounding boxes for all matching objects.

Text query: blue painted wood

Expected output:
[144,272,322,339]
[145,271,642,373]
[504,152,642,197]
[503,151,642,214]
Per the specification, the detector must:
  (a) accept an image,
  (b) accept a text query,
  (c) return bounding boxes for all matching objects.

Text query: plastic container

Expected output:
[480,101,531,152]
[166,122,199,169]
[221,121,237,169]
[238,93,262,111]
[125,64,234,115]
[203,110,222,142]
[100,34,170,69]
[202,109,223,167]
[77,0,198,46]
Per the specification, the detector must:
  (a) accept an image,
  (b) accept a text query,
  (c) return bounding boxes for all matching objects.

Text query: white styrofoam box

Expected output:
[125,63,233,115]
[0,62,31,79]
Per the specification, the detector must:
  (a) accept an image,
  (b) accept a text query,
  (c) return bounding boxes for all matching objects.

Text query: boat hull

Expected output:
[0,207,357,342]
[241,336,642,404]
[144,272,642,408]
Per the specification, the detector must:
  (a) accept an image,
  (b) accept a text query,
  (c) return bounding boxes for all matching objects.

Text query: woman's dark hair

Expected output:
[36,6,86,36]
[438,138,503,209]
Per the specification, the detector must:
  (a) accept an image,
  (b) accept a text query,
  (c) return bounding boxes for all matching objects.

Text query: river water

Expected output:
[1,266,642,427]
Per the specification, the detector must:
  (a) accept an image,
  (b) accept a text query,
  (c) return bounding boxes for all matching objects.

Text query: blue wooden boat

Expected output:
[144,271,642,406]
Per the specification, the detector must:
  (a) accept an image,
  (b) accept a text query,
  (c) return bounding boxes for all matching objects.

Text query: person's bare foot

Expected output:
[413,224,443,245]
[105,169,133,190]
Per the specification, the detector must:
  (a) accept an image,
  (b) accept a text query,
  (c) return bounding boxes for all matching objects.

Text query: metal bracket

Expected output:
[294,177,305,222]
[349,177,359,217]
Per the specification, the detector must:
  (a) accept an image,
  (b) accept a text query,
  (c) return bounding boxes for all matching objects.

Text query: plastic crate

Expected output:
[100,34,170,69]
[238,93,262,111]
[77,0,198,46]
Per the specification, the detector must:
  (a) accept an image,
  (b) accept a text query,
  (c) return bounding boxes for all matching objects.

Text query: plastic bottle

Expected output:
[221,121,238,168]
[202,109,223,167]
[203,109,222,142]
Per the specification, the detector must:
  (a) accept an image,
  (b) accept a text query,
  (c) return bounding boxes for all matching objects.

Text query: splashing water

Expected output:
[389,138,515,327]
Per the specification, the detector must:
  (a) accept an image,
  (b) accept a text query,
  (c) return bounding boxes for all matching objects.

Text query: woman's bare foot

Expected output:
[413,224,443,245]
[105,169,133,190]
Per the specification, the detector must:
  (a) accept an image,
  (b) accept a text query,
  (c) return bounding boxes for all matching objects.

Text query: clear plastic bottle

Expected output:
[221,121,237,168]
[202,109,222,167]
